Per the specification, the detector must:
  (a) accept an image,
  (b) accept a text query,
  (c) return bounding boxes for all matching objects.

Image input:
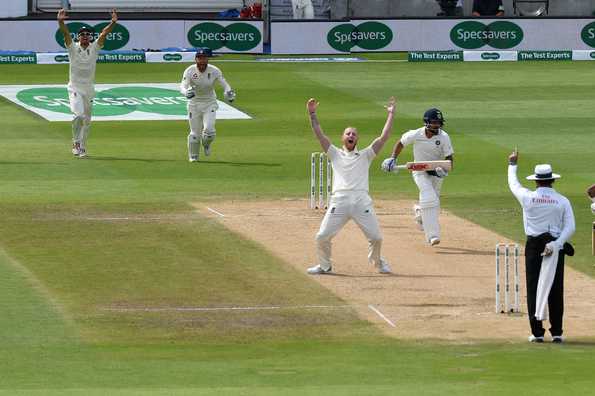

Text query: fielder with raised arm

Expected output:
[180,49,235,162]
[306,97,396,275]
[57,8,118,158]
[381,108,454,246]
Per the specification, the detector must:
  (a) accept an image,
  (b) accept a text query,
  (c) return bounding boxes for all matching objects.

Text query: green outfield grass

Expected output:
[1,56,595,394]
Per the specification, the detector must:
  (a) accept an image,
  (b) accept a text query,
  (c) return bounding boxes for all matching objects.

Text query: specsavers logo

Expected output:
[55,22,130,50]
[163,53,183,61]
[481,52,500,60]
[581,22,595,47]
[187,22,261,51]
[16,86,188,117]
[450,21,523,49]
[327,22,393,52]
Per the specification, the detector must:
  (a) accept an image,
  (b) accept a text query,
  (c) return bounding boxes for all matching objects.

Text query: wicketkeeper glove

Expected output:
[435,166,448,178]
[381,157,397,173]
[225,89,236,102]
[185,89,196,99]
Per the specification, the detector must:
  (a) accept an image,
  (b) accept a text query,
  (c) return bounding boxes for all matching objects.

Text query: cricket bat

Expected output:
[396,160,452,172]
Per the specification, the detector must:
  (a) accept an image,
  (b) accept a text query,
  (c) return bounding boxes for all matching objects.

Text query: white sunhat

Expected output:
[526,164,561,181]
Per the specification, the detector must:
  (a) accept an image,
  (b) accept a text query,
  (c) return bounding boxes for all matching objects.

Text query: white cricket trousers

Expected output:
[187,102,217,145]
[413,172,444,242]
[315,191,383,271]
[68,86,94,149]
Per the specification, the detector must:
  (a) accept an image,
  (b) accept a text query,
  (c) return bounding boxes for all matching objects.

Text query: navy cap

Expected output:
[195,47,212,57]
[77,26,95,35]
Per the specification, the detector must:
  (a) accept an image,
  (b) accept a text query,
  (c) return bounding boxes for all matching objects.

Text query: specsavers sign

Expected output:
[0,20,263,53]
[271,19,595,54]
[0,84,251,122]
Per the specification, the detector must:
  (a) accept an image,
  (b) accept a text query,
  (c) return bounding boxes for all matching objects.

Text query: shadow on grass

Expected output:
[435,246,495,256]
[89,157,281,167]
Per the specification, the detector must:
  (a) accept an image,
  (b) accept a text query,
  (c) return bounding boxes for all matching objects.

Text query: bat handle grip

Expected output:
[395,165,407,169]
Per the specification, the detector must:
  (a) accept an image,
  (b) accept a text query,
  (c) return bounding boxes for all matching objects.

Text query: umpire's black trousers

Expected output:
[525,233,565,337]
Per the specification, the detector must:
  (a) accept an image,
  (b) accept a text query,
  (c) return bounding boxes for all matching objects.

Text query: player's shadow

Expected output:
[201,160,281,167]
[88,157,280,167]
[323,273,398,278]
[434,247,495,256]
[89,156,178,162]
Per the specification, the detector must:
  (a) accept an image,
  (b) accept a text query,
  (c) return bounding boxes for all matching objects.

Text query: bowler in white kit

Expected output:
[381,108,454,246]
[180,49,235,162]
[57,8,118,158]
[306,97,396,275]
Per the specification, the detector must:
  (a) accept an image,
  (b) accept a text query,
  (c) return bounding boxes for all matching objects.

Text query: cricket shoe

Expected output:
[413,205,423,230]
[430,237,440,246]
[72,142,81,157]
[528,335,544,343]
[376,259,392,274]
[552,336,564,344]
[189,155,199,163]
[78,148,87,158]
[307,264,332,275]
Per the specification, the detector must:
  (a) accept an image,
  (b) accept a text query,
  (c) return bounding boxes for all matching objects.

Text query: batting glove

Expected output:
[435,166,448,178]
[185,89,196,99]
[381,157,397,173]
[225,89,236,102]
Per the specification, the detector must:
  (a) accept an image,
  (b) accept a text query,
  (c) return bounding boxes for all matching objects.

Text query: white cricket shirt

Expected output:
[400,127,454,162]
[180,64,231,105]
[66,40,102,91]
[508,165,575,247]
[327,144,376,194]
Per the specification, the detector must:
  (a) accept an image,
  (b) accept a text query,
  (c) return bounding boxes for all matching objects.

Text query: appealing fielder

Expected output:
[180,49,235,162]
[381,108,454,246]
[57,8,118,158]
[306,97,396,275]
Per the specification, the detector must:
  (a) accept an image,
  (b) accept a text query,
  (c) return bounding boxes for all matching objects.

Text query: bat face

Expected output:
[406,160,452,171]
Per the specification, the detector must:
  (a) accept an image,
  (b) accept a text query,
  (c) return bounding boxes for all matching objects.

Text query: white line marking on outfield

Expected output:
[102,304,350,312]
[206,207,226,217]
[368,304,396,328]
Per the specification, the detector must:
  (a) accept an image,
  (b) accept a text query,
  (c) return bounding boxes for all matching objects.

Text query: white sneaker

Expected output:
[78,148,87,158]
[376,259,392,274]
[413,205,423,230]
[430,237,440,246]
[189,155,199,162]
[203,144,211,156]
[552,336,564,344]
[307,264,332,275]
[528,335,544,343]
[72,143,81,156]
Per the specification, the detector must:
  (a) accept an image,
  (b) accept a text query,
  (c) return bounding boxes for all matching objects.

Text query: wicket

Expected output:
[310,152,332,209]
[495,243,520,314]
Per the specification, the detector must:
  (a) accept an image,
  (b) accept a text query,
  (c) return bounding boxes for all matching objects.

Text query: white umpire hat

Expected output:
[526,164,561,181]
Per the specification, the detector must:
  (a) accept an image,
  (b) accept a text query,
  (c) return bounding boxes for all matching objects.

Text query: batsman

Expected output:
[381,108,454,246]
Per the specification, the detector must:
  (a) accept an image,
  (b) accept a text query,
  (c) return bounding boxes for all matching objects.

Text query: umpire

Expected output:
[507,150,575,343]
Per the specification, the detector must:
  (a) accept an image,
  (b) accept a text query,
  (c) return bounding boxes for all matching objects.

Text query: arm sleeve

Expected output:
[399,130,415,147]
[326,144,338,158]
[507,165,529,204]
[555,200,575,249]
[442,134,454,157]
[362,145,377,162]
[180,68,191,95]
[217,71,232,93]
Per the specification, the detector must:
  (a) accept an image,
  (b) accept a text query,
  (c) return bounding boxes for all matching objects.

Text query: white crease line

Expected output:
[206,207,226,217]
[368,304,396,328]
[102,304,351,312]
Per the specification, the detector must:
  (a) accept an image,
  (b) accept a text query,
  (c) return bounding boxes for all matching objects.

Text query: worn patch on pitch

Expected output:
[0,83,251,122]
